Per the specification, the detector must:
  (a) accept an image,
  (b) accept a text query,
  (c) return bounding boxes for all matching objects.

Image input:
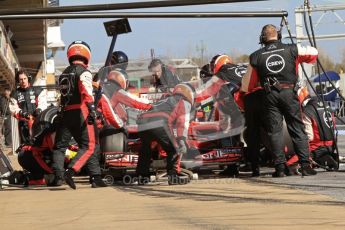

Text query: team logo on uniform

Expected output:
[235,65,247,77]
[266,54,285,73]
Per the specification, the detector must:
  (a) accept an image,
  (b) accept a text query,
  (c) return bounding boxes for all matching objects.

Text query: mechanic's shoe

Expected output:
[7,170,28,185]
[219,165,239,177]
[137,175,150,185]
[272,164,286,178]
[90,175,107,188]
[168,174,190,185]
[284,166,293,176]
[239,164,252,172]
[47,175,64,187]
[301,164,317,176]
[288,164,301,175]
[64,169,76,190]
[251,166,260,177]
[28,178,46,186]
[316,155,338,170]
[272,170,285,178]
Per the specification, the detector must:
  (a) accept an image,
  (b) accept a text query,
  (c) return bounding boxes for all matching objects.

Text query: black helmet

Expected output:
[111,51,128,70]
[199,64,213,83]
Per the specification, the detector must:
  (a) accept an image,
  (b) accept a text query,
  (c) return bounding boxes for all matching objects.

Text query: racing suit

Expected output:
[17,133,54,184]
[11,85,46,144]
[52,63,99,179]
[242,40,318,168]
[196,63,246,137]
[136,95,191,176]
[103,80,152,124]
[93,85,124,129]
[302,98,335,163]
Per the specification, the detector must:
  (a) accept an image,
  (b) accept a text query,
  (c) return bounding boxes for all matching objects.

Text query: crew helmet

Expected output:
[199,63,213,82]
[107,69,129,90]
[172,83,195,105]
[111,51,129,70]
[209,54,232,74]
[67,40,91,65]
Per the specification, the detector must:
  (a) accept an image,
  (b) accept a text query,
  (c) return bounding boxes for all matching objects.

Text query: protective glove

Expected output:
[86,103,97,125]
[19,110,31,119]
[177,137,188,155]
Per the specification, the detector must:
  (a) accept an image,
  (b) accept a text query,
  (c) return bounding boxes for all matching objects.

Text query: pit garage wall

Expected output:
[0,22,20,152]
[0,21,18,91]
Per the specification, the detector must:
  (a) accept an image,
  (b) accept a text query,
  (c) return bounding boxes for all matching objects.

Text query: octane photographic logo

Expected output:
[266,54,285,73]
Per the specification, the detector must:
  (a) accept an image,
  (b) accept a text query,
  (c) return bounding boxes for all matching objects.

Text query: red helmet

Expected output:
[172,83,195,105]
[107,69,129,90]
[210,54,232,74]
[67,41,91,65]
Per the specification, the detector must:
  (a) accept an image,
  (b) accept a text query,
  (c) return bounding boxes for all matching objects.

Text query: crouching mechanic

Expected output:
[135,83,195,185]
[303,97,338,169]
[287,89,338,169]
[51,41,105,189]
[17,133,55,186]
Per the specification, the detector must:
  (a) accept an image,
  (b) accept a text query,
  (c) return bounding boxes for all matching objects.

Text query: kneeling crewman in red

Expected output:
[52,41,102,189]
[303,97,337,169]
[135,83,195,185]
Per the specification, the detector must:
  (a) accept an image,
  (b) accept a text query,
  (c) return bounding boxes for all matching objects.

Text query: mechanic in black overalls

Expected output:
[148,58,181,92]
[12,70,45,144]
[242,24,318,177]
[51,41,105,189]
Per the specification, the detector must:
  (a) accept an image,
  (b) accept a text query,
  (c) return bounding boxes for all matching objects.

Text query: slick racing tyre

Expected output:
[99,127,127,153]
[31,106,58,146]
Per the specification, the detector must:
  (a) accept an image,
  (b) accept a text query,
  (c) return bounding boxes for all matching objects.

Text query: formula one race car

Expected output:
[98,63,245,184]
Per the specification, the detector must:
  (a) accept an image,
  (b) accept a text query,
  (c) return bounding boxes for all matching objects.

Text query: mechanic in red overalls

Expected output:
[135,83,195,185]
[51,41,104,189]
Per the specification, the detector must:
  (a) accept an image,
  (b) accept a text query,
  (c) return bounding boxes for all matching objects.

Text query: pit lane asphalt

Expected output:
[247,134,345,202]
[2,145,345,229]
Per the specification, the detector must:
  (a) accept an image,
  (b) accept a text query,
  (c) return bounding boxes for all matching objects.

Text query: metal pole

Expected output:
[0,11,288,20]
[0,0,267,15]
[105,34,118,66]
[295,3,345,13]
